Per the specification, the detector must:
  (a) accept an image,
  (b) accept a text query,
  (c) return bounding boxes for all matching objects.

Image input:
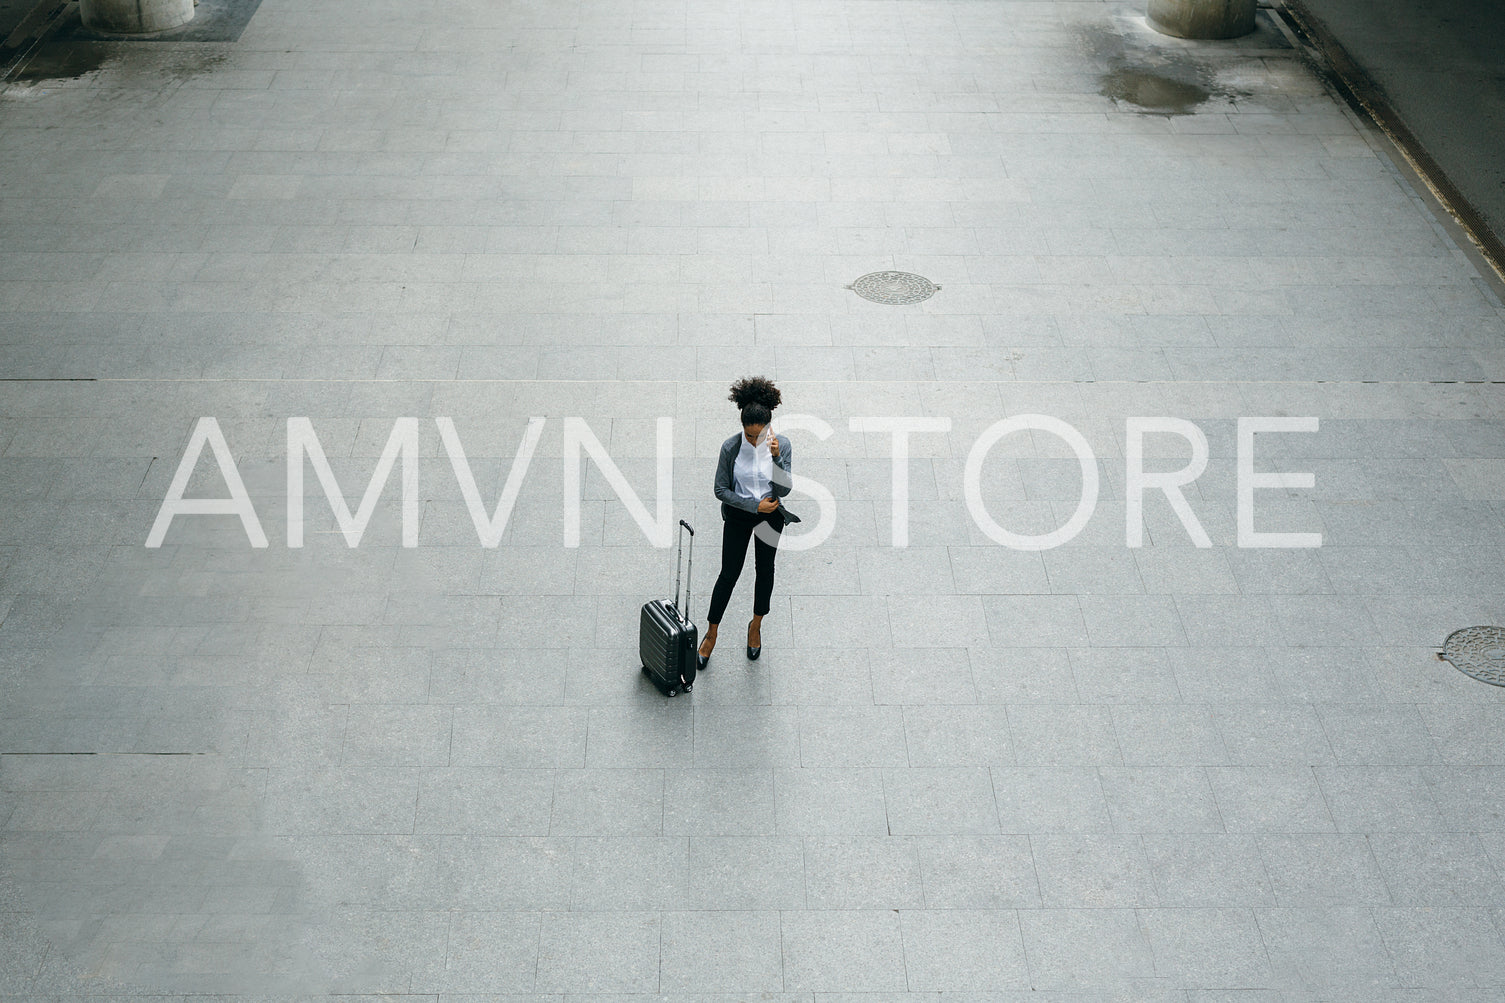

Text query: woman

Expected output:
[698,376,799,669]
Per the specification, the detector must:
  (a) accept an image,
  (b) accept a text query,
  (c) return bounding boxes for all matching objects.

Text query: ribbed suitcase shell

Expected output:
[639,519,698,697]
[639,599,697,697]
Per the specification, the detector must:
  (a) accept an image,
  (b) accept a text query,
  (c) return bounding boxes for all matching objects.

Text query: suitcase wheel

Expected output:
[666,687,677,697]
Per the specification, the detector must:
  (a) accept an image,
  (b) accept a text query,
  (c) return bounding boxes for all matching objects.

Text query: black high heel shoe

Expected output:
[746,619,761,660]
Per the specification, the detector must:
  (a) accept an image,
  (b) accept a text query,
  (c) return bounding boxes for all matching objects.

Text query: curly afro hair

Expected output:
[729,376,781,427]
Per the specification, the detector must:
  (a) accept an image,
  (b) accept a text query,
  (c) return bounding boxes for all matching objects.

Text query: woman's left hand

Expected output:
[768,434,779,458]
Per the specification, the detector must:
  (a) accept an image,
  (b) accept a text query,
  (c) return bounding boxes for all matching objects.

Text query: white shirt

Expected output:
[732,433,773,506]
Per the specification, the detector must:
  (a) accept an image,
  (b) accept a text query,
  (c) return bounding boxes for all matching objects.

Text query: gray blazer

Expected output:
[714,431,800,523]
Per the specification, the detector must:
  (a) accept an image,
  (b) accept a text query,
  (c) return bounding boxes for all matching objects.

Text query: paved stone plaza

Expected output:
[3,0,1505,997]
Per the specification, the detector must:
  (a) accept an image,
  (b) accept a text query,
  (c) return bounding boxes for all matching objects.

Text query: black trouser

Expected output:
[706,506,784,624]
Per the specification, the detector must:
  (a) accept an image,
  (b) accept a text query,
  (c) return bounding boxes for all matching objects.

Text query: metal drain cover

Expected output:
[851,271,938,305]
[1441,626,1505,686]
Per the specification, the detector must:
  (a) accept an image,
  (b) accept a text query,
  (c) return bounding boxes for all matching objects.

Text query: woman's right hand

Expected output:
[757,497,780,514]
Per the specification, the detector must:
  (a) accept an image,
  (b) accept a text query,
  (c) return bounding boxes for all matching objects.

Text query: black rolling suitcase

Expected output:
[640,519,698,697]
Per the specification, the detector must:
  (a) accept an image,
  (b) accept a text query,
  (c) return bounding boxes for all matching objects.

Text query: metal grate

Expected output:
[850,271,938,305]
[1441,626,1505,686]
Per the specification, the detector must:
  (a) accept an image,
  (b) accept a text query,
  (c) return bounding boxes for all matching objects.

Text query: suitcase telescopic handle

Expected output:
[674,519,694,625]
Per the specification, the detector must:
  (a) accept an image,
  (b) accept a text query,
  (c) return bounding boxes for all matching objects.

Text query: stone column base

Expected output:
[81,0,195,35]
[1148,0,1256,39]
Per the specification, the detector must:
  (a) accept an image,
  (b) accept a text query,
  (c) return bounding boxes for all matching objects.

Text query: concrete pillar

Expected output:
[1148,0,1256,39]
[81,0,194,34]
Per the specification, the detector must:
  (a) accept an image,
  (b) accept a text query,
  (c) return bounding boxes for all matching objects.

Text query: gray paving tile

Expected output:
[1007,703,1122,767]
[869,646,976,704]
[779,909,906,992]
[0,912,51,993]
[692,704,798,766]
[1174,595,1281,648]
[1209,768,1336,833]
[1256,906,1397,990]
[341,703,452,767]
[1317,704,1441,765]
[790,595,893,648]
[439,835,574,910]
[687,835,806,910]
[901,704,1013,768]
[1045,546,1146,595]
[887,594,991,649]
[659,910,783,992]
[1139,907,1278,990]
[241,701,348,768]
[1135,547,1240,595]
[981,595,1090,647]
[262,767,418,835]
[1031,834,1158,908]
[301,905,449,993]
[1420,705,1505,766]
[439,910,542,992]
[1099,767,1225,833]
[1112,706,1229,767]
[1264,644,1378,698]
[663,768,775,836]
[230,834,425,911]
[450,706,587,768]
[1269,596,1382,649]
[1145,833,1275,907]
[900,908,1030,990]
[1368,645,1505,704]
[1070,647,1181,703]
[569,835,689,910]
[774,768,888,835]
[1211,704,1335,766]
[535,910,661,992]
[882,767,1001,835]
[1080,596,1188,647]
[1316,766,1449,832]
[414,767,554,835]
[585,703,695,768]
[804,835,923,909]
[915,833,1039,908]
[856,545,957,596]
[1429,766,1505,830]
[549,769,664,836]
[1369,833,1505,906]
[1167,647,1285,704]
[1226,549,1334,594]
[950,545,1050,594]
[969,647,1079,703]
[993,766,1113,834]
[310,644,433,703]
[1374,906,1505,989]
[768,647,873,705]
[798,704,908,767]
[1257,834,1392,906]
[1018,907,1157,991]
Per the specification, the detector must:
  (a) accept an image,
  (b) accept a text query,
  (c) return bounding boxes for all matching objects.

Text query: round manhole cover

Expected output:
[1441,626,1505,686]
[851,271,938,305]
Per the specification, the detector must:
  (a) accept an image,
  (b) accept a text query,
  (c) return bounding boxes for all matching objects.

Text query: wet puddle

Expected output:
[8,36,226,85]
[4,0,240,84]
[1099,66,1211,113]
[10,40,113,82]
[1076,20,1249,116]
